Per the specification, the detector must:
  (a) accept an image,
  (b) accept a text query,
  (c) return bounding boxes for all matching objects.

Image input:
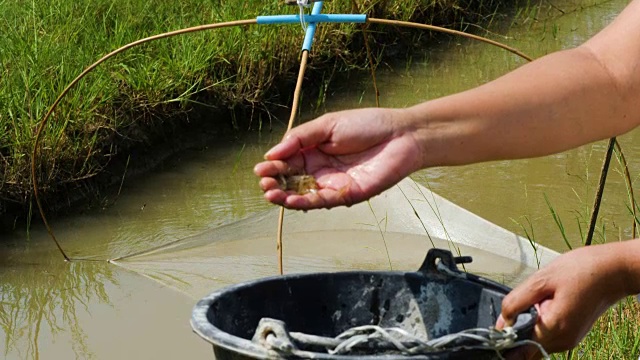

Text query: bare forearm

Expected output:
[405,45,639,167]
[620,239,640,296]
[583,239,640,299]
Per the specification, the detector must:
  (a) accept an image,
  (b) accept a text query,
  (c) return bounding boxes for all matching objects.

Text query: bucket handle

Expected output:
[418,248,473,275]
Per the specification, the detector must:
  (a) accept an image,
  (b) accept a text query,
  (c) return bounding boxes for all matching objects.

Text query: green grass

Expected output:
[518,144,640,358]
[550,297,640,359]
[0,0,505,217]
[512,199,640,359]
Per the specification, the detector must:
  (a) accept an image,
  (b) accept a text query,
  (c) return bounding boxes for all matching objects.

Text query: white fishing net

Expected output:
[112,178,558,300]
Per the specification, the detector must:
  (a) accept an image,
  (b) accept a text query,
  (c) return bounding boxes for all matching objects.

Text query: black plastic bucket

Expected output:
[191,249,537,359]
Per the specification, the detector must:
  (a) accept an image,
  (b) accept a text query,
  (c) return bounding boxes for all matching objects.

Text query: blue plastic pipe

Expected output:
[302,2,324,52]
[256,4,367,52]
[256,14,367,25]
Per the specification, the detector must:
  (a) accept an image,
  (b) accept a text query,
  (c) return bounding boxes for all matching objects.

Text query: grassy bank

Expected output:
[543,296,640,359]
[566,297,640,359]
[0,0,509,221]
[517,153,640,359]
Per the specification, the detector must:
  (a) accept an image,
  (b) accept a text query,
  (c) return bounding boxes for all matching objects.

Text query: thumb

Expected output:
[264,116,336,160]
[500,275,553,327]
[496,314,508,329]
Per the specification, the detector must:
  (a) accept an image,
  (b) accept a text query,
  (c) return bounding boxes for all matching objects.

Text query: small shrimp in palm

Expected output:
[278,174,318,195]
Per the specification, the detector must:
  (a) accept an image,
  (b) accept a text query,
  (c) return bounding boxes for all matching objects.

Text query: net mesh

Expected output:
[111,178,557,300]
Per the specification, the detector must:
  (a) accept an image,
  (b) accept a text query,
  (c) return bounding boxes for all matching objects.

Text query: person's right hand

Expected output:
[253,107,424,210]
[496,242,634,359]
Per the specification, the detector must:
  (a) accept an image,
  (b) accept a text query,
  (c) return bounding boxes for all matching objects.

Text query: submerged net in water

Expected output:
[111,178,557,300]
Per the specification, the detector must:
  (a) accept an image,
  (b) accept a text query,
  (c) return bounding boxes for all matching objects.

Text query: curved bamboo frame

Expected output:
[33,11,627,264]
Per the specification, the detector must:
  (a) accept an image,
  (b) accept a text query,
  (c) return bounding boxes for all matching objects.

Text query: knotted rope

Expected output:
[262,323,550,359]
[297,0,313,30]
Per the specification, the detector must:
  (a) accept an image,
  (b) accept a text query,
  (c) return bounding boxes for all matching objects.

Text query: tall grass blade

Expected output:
[544,194,572,250]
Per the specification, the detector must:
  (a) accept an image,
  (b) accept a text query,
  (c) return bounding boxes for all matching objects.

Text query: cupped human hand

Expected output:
[496,243,631,358]
[253,107,424,210]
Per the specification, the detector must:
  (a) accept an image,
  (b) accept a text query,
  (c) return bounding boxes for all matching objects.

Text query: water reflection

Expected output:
[0,251,114,359]
[0,134,275,359]
[0,240,210,359]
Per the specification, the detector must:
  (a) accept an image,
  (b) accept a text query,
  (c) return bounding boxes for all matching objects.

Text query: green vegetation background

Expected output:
[0,0,505,218]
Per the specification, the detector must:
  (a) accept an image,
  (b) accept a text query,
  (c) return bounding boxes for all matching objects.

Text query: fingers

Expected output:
[264,116,335,160]
[254,160,292,178]
[259,177,280,191]
[288,187,355,209]
[263,189,288,205]
[496,314,507,329]
[263,137,301,161]
[500,273,553,327]
[261,186,355,210]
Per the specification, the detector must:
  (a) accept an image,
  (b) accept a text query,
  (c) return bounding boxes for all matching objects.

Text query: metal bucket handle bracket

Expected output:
[418,248,473,275]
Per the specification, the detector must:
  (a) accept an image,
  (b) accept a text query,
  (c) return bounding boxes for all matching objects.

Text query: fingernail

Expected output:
[496,314,514,330]
[264,143,285,160]
[263,145,277,159]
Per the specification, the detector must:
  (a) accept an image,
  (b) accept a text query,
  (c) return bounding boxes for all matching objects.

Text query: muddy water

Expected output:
[1,0,634,359]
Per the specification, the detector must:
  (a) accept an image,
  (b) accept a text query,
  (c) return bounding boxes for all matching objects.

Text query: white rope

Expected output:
[286,325,550,359]
[296,0,312,31]
[258,263,550,358]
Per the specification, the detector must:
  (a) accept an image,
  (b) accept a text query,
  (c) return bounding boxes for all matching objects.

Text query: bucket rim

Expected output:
[190,268,537,359]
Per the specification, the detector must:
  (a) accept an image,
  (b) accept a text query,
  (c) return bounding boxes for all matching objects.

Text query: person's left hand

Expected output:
[496,242,633,358]
[254,107,424,210]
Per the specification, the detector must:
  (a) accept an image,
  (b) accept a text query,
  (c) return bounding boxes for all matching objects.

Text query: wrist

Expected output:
[619,239,640,296]
[393,106,435,171]
[593,240,640,299]
[401,100,467,169]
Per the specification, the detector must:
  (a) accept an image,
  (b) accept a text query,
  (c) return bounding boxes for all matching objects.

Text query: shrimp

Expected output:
[278,174,318,195]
